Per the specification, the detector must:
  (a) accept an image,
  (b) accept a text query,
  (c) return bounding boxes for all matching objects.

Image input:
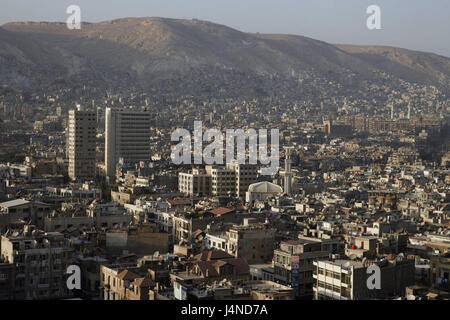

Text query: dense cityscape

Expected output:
[0,4,449,305]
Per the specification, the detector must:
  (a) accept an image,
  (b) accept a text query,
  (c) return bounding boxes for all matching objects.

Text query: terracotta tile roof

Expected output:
[194,250,234,261]
[209,207,234,216]
[117,269,139,280]
[196,261,219,277]
[194,258,249,277]
[226,258,250,274]
[132,277,155,288]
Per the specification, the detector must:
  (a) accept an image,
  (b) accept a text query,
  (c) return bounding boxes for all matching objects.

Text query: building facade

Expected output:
[0,226,74,300]
[178,169,211,197]
[68,105,96,181]
[105,107,151,180]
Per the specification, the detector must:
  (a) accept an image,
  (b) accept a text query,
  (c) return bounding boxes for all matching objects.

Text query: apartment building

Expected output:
[0,199,52,230]
[273,237,340,298]
[178,163,258,200]
[313,257,414,300]
[226,162,258,199]
[67,105,96,181]
[178,168,211,197]
[45,183,102,202]
[207,165,236,197]
[226,222,276,264]
[0,226,74,300]
[100,264,142,300]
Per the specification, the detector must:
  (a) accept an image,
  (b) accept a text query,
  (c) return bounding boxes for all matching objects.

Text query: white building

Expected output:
[178,168,211,196]
[105,107,151,180]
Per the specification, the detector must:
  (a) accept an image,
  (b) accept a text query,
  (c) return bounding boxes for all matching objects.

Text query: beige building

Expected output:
[99,263,161,300]
[68,105,96,181]
[105,225,169,255]
[273,237,336,298]
[226,222,276,264]
[178,168,211,196]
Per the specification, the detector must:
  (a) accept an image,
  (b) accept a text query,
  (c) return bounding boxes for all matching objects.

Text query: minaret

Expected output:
[390,104,394,120]
[283,147,294,196]
[407,103,411,120]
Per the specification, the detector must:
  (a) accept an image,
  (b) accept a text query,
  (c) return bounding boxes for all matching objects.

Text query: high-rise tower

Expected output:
[68,105,96,181]
[105,106,151,180]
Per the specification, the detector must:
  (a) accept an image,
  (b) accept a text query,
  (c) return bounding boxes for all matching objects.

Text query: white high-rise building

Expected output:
[105,107,151,179]
[68,105,96,181]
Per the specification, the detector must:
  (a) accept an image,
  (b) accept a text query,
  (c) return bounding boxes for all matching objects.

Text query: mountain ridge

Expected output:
[0,17,449,95]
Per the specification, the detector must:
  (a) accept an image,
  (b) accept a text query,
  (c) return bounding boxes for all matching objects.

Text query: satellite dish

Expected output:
[349,254,357,260]
[154,251,159,257]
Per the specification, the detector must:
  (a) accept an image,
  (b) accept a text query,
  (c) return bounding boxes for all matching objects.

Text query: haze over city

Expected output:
[0,0,449,308]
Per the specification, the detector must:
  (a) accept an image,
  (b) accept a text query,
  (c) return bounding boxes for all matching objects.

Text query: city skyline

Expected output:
[0,1,449,305]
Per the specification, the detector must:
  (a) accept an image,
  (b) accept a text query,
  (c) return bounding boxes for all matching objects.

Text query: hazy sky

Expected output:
[1,0,449,57]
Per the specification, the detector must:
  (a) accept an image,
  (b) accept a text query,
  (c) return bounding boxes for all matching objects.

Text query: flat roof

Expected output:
[281,239,317,245]
[0,199,30,208]
[322,259,364,268]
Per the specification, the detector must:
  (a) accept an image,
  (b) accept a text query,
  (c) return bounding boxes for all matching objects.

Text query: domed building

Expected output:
[246,181,283,203]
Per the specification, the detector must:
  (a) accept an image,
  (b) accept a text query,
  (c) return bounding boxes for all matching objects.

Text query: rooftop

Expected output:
[0,199,30,208]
